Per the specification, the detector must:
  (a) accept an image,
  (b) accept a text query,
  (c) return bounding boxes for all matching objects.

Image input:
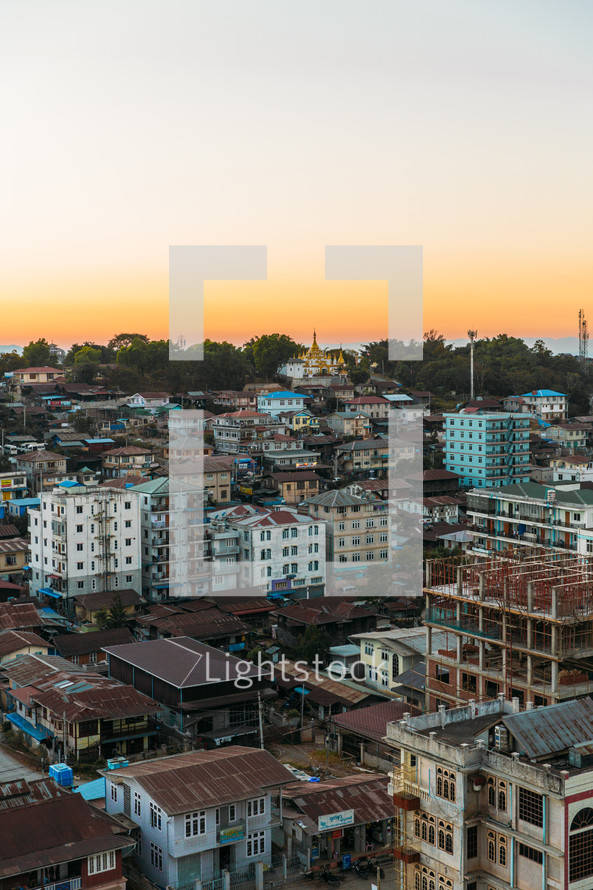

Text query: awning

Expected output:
[39,587,62,598]
[6,711,53,741]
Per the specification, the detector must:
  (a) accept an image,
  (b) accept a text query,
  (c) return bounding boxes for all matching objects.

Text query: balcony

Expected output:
[32,878,81,890]
[391,765,423,811]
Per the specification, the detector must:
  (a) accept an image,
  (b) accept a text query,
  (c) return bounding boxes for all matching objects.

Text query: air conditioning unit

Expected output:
[494,725,510,752]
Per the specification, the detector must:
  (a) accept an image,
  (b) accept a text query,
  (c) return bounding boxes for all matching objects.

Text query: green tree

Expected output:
[297,626,331,664]
[95,592,127,629]
[72,413,97,435]
[108,333,150,351]
[22,339,52,367]
[243,333,302,380]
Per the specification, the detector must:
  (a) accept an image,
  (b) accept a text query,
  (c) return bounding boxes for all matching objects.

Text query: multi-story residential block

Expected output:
[444,412,530,488]
[0,781,131,890]
[351,627,447,696]
[344,395,390,419]
[335,438,389,476]
[208,503,326,596]
[303,489,390,565]
[467,481,593,556]
[504,388,568,421]
[387,696,593,890]
[0,469,27,502]
[15,449,69,495]
[543,421,588,451]
[550,453,593,483]
[212,410,287,454]
[103,747,294,886]
[102,445,156,478]
[211,390,258,410]
[276,409,320,433]
[29,486,142,603]
[256,390,308,417]
[262,471,321,504]
[0,536,28,585]
[424,551,593,710]
[132,477,205,601]
[325,411,371,438]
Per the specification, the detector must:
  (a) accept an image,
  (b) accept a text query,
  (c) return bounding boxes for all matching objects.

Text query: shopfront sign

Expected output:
[219,825,245,845]
[318,809,354,832]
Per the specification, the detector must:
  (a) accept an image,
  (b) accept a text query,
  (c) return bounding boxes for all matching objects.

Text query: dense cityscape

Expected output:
[0,328,593,890]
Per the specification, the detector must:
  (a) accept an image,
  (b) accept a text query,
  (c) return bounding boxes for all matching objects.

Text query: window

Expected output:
[247,831,265,856]
[150,802,162,830]
[216,808,220,826]
[185,810,206,837]
[125,501,131,510]
[248,797,265,817]
[414,866,435,890]
[125,520,132,528]
[134,792,141,816]
[229,804,236,821]
[519,786,543,827]
[76,505,83,514]
[499,834,507,867]
[76,524,83,532]
[111,782,118,802]
[76,543,83,551]
[519,842,543,865]
[88,851,116,874]
[570,807,593,882]
[125,556,132,564]
[466,825,477,859]
[487,830,496,863]
[282,529,289,539]
[150,843,163,871]
[437,820,453,854]
[436,767,456,802]
[125,538,132,546]
[77,562,84,570]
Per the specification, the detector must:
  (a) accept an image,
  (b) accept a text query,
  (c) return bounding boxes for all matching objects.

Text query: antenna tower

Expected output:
[579,310,589,363]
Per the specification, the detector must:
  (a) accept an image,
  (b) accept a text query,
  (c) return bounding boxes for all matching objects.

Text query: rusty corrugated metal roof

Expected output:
[283,775,393,834]
[503,698,593,760]
[105,746,294,814]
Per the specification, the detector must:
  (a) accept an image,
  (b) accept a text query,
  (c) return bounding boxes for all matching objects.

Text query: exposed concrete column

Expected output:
[526,617,532,652]
[360,742,365,765]
[254,862,264,890]
[282,855,288,881]
[551,659,559,696]
[456,566,463,597]
[223,870,231,890]
[527,655,533,688]
[194,881,202,890]
[479,640,485,672]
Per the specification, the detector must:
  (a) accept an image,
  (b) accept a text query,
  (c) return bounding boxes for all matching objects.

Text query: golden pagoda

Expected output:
[298,331,348,378]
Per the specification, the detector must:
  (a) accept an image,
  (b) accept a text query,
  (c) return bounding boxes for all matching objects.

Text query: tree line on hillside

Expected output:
[364,332,593,414]
[2,331,591,412]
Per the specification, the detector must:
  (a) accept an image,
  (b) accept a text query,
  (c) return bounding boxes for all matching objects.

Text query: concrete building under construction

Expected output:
[424,551,593,710]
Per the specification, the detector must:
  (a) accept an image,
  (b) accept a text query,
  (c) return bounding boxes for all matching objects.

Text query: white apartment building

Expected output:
[504,389,568,422]
[387,696,593,890]
[29,486,141,603]
[103,748,293,887]
[208,503,326,596]
[256,391,308,417]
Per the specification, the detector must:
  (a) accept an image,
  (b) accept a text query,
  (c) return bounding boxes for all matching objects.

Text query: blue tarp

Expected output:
[39,588,62,598]
[6,711,52,741]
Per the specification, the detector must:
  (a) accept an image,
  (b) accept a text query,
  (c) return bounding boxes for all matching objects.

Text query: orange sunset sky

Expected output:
[2,2,592,349]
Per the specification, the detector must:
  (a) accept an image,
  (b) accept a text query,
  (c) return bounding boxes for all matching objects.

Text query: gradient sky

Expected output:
[2,1,593,348]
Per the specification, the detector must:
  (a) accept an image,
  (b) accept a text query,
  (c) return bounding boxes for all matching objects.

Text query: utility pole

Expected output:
[257,690,264,749]
[468,330,478,401]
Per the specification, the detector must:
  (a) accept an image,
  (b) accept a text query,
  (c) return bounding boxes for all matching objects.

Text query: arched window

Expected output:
[487,776,496,807]
[428,818,435,845]
[421,815,428,842]
[436,770,443,797]
[570,808,593,882]
[488,831,496,863]
[499,835,507,867]
[414,813,421,839]
[498,780,507,812]
[414,870,421,890]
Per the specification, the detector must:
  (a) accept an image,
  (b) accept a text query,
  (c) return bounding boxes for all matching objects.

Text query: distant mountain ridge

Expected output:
[0,345,22,354]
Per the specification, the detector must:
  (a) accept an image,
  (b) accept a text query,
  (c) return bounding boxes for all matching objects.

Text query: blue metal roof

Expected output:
[260,391,306,399]
[520,389,566,398]
[6,711,53,741]
[74,777,106,801]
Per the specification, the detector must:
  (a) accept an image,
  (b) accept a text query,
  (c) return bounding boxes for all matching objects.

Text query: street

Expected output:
[0,741,41,783]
